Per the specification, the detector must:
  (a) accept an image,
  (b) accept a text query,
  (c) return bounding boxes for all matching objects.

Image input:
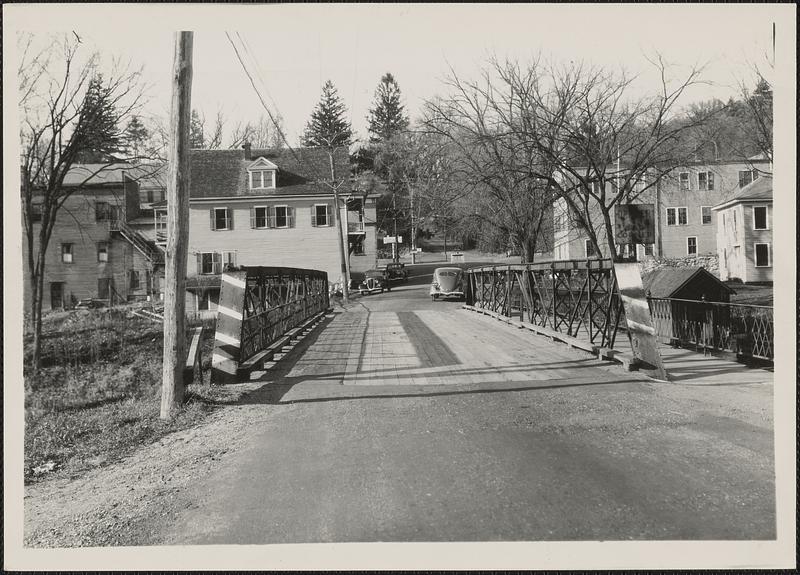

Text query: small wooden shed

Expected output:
[643,267,734,303]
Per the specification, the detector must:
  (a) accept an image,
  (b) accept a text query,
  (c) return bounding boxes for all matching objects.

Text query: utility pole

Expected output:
[328,152,350,303]
[160,31,193,420]
[392,191,398,262]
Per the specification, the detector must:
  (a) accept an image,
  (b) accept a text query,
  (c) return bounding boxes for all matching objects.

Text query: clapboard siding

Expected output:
[22,184,157,310]
[188,198,344,281]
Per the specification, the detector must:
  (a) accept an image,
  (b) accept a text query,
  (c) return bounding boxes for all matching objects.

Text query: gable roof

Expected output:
[712,175,772,210]
[62,163,134,186]
[642,267,734,299]
[189,147,349,199]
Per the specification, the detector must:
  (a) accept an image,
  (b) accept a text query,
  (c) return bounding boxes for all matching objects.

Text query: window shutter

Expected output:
[196,253,202,274]
[227,208,233,230]
[213,252,222,274]
[326,204,332,226]
[289,207,295,228]
[210,208,216,231]
[268,206,275,228]
[311,205,317,227]
[250,206,256,229]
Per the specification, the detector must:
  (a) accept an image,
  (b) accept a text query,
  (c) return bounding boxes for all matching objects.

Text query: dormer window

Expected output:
[247,157,279,190]
[250,170,275,190]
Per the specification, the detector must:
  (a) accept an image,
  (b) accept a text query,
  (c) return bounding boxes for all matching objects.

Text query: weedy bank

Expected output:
[23,307,221,484]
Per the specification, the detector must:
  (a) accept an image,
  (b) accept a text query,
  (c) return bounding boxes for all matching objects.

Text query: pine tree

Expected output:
[124,115,149,158]
[367,73,409,144]
[189,109,205,148]
[302,80,353,148]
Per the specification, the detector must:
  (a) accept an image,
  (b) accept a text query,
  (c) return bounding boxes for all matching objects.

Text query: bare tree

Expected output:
[488,56,717,260]
[423,65,557,263]
[19,33,145,369]
[229,113,285,149]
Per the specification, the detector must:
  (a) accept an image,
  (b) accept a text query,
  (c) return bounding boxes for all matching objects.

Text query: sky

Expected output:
[9,4,779,148]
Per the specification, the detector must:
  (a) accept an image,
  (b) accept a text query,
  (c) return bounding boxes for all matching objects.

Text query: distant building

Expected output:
[22,164,164,311]
[154,145,380,315]
[713,174,773,283]
[551,158,772,263]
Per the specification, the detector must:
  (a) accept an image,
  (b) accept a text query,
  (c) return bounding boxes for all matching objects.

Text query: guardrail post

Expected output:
[211,270,247,384]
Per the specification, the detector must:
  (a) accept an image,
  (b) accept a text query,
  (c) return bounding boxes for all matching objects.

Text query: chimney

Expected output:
[242,141,252,160]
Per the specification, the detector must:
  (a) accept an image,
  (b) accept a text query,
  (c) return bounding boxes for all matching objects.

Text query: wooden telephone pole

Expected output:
[160,32,194,419]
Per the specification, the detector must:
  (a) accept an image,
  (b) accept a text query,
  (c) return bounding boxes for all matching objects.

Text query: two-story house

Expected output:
[713,174,773,283]
[154,144,379,314]
[551,157,772,263]
[22,164,164,311]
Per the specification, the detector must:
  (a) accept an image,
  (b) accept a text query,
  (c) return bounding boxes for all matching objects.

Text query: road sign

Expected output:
[383,236,403,244]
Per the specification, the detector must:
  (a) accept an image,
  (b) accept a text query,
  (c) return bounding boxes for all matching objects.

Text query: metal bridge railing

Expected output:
[238,267,330,364]
[465,259,624,350]
[648,297,773,362]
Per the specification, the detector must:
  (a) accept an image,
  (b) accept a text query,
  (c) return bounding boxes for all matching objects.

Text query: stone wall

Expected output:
[639,254,720,277]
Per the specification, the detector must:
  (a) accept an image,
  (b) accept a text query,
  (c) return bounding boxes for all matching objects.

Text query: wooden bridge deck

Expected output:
[254,306,773,390]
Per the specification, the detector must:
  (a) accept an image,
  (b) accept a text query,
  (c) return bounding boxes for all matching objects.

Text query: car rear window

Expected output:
[438,271,459,277]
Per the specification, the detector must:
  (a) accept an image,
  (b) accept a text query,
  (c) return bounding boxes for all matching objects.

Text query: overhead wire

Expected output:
[224,31,303,165]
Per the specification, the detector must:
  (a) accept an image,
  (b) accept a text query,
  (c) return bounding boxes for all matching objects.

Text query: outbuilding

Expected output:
[643,266,734,303]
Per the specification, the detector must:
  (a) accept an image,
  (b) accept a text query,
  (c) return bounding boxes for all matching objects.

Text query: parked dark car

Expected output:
[383,262,409,282]
[359,269,390,295]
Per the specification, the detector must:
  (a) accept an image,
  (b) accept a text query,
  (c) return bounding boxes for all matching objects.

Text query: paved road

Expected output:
[160,262,775,543]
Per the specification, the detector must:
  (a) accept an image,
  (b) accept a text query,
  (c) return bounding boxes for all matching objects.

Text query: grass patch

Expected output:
[24,307,222,484]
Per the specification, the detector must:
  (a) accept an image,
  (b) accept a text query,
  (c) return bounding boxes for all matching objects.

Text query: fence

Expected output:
[648,297,773,362]
[465,259,624,349]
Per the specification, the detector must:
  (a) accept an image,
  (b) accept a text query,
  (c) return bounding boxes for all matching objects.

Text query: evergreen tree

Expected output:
[124,115,149,158]
[189,109,205,148]
[302,80,353,148]
[74,75,123,163]
[367,73,409,144]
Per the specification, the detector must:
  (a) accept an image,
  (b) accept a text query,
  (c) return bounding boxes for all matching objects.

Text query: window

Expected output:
[585,239,596,258]
[754,243,770,267]
[701,206,712,225]
[312,204,331,227]
[753,206,768,230]
[644,243,654,256]
[222,250,237,271]
[211,207,231,231]
[666,207,688,226]
[250,170,275,190]
[61,243,73,263]
[198,252,222,275]
[274,205,290,228]
[698,171,715,191]
[738,169,759,188]
[95,201,115,221]
[197,289,220,311]
[679,172,690,191]
[97,242,109,262]
[251,206,268,229]
[687,237,697,256]
[30,203,42,222]
[129,270,141,290]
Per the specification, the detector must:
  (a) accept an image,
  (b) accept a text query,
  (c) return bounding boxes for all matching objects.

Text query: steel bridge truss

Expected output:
[465,259,624,350]
[212,266,330,383]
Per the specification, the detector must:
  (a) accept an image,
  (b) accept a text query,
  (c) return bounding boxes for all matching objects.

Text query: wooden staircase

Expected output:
[110,219,164,265]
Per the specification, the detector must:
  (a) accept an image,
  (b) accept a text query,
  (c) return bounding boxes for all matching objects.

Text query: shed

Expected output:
[643,267,734,303]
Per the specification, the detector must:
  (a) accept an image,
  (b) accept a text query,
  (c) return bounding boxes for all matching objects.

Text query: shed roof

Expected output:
[642,267,734,299]
[62,163,133,186]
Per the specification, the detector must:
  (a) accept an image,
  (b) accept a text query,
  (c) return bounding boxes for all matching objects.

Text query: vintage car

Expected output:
[430,266,465,301]
[383,262,409,282]
[359,269,389,295]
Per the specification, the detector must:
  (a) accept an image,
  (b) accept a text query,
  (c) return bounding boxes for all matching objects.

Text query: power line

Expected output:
[224,32,302,164]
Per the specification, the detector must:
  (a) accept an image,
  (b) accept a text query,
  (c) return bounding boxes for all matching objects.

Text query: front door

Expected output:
[50,282,64,309]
